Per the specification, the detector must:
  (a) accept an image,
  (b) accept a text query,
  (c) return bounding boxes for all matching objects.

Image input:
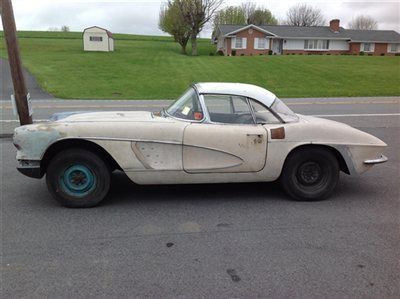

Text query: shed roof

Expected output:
[83,26,114,39]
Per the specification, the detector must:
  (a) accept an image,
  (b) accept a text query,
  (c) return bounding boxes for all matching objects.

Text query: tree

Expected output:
[241,3,277,25]
[61,25,70,32]
[159,1,191,54]
[247,8,277,26]
[212,3,277,38]
[213,6,246,29]
[348,15,378,30]
[285,3,325,26]
[177,0,224,56]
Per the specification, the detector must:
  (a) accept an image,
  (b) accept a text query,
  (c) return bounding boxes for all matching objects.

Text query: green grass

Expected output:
[1,31,399,99]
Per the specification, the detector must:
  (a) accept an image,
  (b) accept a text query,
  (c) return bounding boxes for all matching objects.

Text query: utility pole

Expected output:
[1,0,32,125]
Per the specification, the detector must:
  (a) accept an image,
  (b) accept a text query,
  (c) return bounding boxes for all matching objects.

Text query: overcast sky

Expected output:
[1,0,399,37]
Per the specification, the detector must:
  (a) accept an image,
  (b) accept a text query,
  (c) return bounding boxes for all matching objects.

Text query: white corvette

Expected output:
[13,83,387,207]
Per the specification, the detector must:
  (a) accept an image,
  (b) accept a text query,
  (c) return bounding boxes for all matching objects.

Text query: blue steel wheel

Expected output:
[60,165,97,197]
[46,149,111,208]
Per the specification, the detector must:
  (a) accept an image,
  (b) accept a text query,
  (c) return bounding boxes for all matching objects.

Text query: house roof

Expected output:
[83,26,114,39]
[193,82,277,107]
[218,24,400,42]
[345,29,400,43]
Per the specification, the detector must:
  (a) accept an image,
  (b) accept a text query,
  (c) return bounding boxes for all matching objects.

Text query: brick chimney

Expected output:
[330,19,340,33]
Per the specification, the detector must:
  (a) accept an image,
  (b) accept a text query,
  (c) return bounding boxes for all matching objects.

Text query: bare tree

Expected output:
[178,0,224,56]
[159,1,191,54]
[348,15,378,30]
[61,25,70,32]
[241,2,256,24]
[286,3,325,26]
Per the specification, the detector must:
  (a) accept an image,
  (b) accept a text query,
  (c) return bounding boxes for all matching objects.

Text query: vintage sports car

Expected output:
[13,83,388,208]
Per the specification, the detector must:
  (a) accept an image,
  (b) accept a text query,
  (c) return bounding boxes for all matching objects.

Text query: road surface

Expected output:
[1,99,399,298]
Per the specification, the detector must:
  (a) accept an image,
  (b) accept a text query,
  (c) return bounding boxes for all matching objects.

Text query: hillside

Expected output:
[1,31,399,99]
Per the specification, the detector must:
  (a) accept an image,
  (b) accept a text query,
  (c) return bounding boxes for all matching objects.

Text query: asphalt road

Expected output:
[1,102,399,297]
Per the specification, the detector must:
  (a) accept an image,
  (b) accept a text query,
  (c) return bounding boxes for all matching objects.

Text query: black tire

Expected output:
[46,149,111,208]
[280,147,339,201]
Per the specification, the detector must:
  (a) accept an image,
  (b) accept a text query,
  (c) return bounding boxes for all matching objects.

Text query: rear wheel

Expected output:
[46,149,110,208]
[280,147,339,201]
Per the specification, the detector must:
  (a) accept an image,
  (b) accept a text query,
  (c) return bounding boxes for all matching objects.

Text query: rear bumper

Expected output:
[17,160,43,179]
[364,154,388,165]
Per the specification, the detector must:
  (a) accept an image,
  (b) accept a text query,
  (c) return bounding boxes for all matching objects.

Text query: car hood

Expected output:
[50,111,161,123]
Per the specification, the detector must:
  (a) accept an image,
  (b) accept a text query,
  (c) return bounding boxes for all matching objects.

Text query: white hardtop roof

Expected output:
[194,82,277,107]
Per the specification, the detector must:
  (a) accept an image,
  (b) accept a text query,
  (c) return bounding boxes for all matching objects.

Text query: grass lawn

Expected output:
[1,31,399,99]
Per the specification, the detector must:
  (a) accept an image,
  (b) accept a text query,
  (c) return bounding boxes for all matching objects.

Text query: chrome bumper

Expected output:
[364,155,388,165]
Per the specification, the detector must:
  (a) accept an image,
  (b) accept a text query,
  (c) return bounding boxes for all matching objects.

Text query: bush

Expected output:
[231,50,237,56]
[359,51,365,56]
[241,53,245,56]
[395,53,400,56]
[380,53,385,56]
[216,50,224,56]
[209,52,214,56]
[268,50,273,55]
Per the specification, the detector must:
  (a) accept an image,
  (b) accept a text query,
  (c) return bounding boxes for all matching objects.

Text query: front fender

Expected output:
[13,123,64,160]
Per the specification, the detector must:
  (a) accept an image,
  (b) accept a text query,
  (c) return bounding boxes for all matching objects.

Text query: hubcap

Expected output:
[60,165,96,197]
[297,161,322,185]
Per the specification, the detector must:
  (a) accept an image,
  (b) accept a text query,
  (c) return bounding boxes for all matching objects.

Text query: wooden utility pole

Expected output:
[1,0,32,125]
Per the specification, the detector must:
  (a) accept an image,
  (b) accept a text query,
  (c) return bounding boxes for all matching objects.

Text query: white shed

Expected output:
[83,26,114,52]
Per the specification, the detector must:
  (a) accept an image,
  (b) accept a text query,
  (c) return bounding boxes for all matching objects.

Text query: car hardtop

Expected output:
[193,82,277,107]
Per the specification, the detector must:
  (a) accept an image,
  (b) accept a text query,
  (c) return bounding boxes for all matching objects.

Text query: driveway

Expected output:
[0,57,54,101]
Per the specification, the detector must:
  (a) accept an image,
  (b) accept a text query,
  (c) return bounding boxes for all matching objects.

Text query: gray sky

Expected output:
[1,0,399,37]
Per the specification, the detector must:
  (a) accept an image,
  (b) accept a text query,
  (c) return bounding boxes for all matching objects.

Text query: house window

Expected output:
[232,37,247,49]
[304,40,329,50]
[388,43,399,53]
[255,38,268,50]
[90,36,103,42]
[235,37,243,49]
[361,42,374,52]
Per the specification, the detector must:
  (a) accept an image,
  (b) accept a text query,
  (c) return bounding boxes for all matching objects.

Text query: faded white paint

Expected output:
[83,26,114,52]
[13,84,387,187]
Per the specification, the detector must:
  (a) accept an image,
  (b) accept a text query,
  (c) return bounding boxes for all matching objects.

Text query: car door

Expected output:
[183,94,268,173]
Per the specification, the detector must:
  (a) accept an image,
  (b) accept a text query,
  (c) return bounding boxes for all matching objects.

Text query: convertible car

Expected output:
[13,83,387,207]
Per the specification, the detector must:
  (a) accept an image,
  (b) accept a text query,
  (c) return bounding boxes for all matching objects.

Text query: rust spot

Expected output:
[270,127,285,139]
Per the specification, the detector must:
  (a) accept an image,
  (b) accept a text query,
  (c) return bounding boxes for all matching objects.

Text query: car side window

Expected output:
[249,99,281,124]
[204,94,255,124]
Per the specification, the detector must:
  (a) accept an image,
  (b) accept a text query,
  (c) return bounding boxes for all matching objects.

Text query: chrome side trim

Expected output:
[364,155,388,165]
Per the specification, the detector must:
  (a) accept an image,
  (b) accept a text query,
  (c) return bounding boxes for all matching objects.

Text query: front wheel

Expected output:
[280,147,339,201]
[46,149,111,208]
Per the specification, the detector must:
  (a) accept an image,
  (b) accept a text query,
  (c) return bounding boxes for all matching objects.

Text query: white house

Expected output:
[83,26,114,52]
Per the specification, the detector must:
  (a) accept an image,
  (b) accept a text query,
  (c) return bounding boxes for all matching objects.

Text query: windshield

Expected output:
[270,98,299,123]
[166,88,204,121]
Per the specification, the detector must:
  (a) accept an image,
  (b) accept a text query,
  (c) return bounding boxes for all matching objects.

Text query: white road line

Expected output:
[1,113,399,123]
[311,113,400,117]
